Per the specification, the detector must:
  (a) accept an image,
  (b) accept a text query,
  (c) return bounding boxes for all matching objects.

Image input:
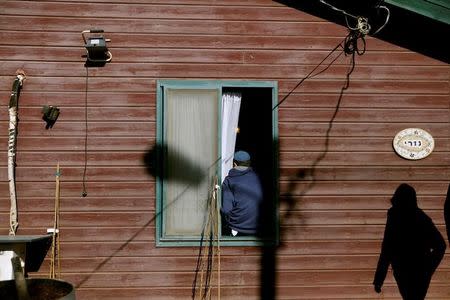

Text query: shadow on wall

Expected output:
[275,0,450,64]
[143,143,204,185]
[444,183,450,245]
[373,183,446,299]
[75,144,206,289]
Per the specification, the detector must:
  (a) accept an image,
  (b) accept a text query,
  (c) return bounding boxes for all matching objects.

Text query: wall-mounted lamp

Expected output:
[42,105,60,129]
[82,29,112,67]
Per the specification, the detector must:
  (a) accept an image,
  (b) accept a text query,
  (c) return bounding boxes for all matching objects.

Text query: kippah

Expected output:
[234,150,250,162]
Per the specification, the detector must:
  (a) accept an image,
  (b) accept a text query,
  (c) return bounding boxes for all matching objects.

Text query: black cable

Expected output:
[272,40,345,111]
[344,30,366,56]
[82,67,88,197]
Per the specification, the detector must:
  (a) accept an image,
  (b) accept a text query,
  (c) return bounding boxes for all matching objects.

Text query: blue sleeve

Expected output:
[221,179,234,215]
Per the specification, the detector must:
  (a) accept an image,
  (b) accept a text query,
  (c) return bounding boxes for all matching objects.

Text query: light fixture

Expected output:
[82,29,112,67]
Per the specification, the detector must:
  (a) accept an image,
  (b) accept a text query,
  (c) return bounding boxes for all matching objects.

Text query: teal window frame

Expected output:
[156,79,279,247]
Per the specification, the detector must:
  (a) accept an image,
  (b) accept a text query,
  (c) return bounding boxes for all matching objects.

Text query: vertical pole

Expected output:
[8,70,26,236]
[214,177,220,300]
[50,163,61,279]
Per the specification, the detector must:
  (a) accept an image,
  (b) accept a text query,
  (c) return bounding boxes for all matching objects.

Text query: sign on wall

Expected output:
[393,128,434,160]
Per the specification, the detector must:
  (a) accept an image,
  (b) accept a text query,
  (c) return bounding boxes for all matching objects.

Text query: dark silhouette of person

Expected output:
[373,183,446,300]
[444,183,450,245]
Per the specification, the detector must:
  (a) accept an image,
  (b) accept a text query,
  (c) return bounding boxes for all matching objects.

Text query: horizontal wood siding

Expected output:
[0,1,449,299]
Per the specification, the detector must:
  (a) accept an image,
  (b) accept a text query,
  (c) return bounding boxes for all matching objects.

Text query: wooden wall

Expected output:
[0,1,449,299]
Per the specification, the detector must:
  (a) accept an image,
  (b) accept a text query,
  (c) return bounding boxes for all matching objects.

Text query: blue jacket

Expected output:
[221,167,263,234]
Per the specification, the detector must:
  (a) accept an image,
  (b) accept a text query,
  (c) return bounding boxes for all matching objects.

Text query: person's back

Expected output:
[221,151,263,236]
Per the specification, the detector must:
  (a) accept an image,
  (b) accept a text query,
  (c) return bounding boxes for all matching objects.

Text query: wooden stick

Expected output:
[8,70,26,236]
[50,163,61,279]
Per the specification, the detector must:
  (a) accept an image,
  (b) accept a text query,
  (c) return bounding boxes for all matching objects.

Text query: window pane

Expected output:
[163,89,218,237]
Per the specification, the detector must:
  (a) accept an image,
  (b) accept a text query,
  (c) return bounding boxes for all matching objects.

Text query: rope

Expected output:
[50,163,61,279]
[192,177,221,300]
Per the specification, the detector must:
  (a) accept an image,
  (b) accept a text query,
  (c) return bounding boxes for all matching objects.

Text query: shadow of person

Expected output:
[444,183,450,245]
[373,183,446,300]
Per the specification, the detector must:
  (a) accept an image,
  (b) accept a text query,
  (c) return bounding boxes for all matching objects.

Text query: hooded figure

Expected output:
[373,183,446,299]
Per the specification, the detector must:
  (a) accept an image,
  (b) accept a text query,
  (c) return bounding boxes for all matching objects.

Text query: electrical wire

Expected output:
[272,41,344,110]
[273,25,366,111]
[319,0,358,19]
[82,67,89,197]
[319,0,390,35]
[371,5,390,35]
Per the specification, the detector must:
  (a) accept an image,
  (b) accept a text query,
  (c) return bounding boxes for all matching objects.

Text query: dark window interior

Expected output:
[222,87,276,238]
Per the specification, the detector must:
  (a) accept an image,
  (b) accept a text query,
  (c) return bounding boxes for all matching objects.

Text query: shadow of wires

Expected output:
[260,34,359,298]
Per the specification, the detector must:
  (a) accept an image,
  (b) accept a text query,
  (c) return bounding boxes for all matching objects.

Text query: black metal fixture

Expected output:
[82,29,112,67]
[42,105,60,129]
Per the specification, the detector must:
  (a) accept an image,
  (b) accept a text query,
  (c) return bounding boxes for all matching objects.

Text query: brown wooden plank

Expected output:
[35,269,450,288]
[2,137,154,151]
[2,62,449,82]
[0,16,346,36]
[0,107,154,121]
[0,121,156,137]
[278,79,449,94]
[279,152,450,166]
[1,77,447,95]
[0,196,153,212]
[42,0,283,5]
[9,152,149,167]
[279,107,449,123]
[0,166,152,181]
[0,46,445,67]
[36,254,450,274]
[68,285,399,300]
[54,240,383,257]
[0,121,154,136]
[279,195,447,210]
[279,181,450,196]
[0,181,154,197]
[0,2,324,22]
[0,32,350,50]
[279,210,446,226]
[1,165,449,182]
[280,137,450,152]
[279,122,450,138]
[2,210,444,228]
[8,91,155,107]
[277,93,450,108]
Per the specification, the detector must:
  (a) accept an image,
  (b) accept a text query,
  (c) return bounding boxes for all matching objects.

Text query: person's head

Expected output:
[233,150,251,167]
[391,183,418,209]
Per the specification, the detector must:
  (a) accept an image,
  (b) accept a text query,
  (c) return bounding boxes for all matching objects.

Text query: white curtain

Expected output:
[221,92,242,182]
[164,89,218,236]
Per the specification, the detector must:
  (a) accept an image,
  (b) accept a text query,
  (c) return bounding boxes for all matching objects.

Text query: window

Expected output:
[156,80,278,246]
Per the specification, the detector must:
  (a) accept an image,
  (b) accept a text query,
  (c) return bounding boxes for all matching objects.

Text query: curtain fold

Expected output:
[221,92,242,182]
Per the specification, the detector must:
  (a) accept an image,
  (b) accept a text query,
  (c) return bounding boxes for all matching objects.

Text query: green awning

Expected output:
[386,0,450,24]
